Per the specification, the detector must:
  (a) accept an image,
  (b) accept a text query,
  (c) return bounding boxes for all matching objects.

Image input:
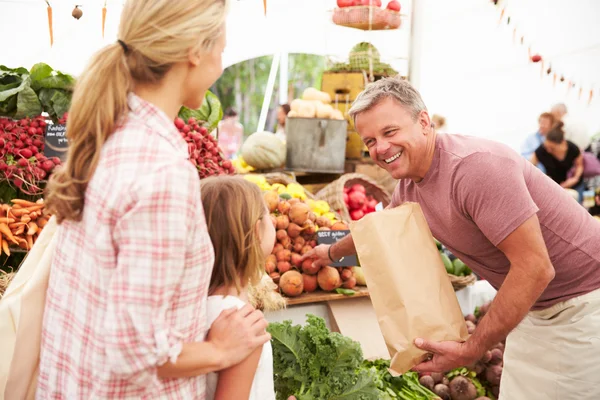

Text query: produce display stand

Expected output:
[285,285,370,306]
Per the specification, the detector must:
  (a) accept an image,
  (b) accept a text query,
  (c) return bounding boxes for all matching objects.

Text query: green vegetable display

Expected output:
[0,63,74,121]
[268,315,442,400]
[178,90,223,134]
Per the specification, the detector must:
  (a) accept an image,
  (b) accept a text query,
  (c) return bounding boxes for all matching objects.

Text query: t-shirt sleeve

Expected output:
[452,153,539,247]
[207,296,247,327]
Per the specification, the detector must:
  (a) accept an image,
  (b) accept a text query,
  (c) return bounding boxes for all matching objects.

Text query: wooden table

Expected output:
[285,286,370,306]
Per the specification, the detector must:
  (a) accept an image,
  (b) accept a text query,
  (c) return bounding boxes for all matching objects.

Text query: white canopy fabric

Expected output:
[2,0,411,75]
[2,0,599,149]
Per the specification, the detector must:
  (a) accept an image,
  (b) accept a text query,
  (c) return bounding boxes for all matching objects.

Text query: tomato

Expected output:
[337,0,355,7]
[386,0,401,12]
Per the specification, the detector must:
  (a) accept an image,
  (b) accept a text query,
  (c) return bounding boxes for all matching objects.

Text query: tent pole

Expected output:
[279,52,289,104]
[257,52,281,132]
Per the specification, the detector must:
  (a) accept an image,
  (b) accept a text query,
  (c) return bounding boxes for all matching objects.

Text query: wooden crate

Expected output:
[346,131,363,159]
[332,101,355,131]
[321,72,367,102]
[286,117,348,174]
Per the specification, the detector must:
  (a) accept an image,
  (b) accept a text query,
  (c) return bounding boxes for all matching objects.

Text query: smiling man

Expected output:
[301,76,600,399]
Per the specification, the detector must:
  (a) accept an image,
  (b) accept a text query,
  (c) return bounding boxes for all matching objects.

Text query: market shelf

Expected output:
[285,285,369,306]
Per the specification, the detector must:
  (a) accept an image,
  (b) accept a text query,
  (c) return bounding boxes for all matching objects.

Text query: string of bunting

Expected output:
[490,0,596,105]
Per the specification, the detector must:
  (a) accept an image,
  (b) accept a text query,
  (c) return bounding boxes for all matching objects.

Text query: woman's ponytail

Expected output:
[46,45,131,223]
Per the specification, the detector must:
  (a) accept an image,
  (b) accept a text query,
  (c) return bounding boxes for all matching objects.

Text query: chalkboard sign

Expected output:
[44,124,68,162]
[316,229,358,267]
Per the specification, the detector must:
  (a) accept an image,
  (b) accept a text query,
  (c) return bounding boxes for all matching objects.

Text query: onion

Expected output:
[315,216,332,228]
[264,191,280,212]
[302,220,316,236]
[276,230,288,242]
[289,203,310,225]
[287,223,303,238]
[278,201,291,215]
[276,215,290,230]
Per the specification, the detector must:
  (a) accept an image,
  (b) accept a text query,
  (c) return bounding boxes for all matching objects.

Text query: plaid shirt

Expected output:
[37,94,214,399]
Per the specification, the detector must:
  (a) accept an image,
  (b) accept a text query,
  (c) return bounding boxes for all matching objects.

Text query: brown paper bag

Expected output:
[350,202,468,375]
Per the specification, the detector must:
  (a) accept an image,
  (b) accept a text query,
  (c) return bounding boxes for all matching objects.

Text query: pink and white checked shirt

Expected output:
[37,93,215,399]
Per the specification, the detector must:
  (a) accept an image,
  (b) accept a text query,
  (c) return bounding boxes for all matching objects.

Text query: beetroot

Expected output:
[449,376,477,400]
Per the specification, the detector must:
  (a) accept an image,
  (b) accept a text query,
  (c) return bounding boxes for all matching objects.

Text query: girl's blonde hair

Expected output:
[46,0,228,223]
[200,176,267,294]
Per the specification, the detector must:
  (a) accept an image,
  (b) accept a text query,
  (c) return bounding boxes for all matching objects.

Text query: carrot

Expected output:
[27,222,38,236]
[263,0,267,15]
[11,199,37,207]
[36,198,44,205]
[0,217,15,224]
[8,222,26,230]
[17,237,28,250]
[11,208,30,217]
[21,215,31,223]
[46,3,53,47]
[102,2,107,38]
[14,225,25,236]
[2,239,9,256]
[0,223,18,244]
[26,235,33,249]
[37,217,48,228]
[12,204,22,209]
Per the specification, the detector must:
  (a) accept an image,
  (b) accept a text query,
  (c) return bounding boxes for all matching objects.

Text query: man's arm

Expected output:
[561,154,584,188]
[465,214,555,353]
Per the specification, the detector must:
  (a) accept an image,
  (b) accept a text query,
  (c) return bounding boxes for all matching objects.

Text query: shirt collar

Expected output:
[127,92,189,159]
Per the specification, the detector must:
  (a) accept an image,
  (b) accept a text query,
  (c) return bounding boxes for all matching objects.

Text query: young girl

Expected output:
[200,176,276,400]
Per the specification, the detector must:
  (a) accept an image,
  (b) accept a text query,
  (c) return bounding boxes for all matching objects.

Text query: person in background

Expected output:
[274,103,291,142]
[588,188,600,216]
[38,0,270,398]
[521,112,555,173]
[531,121,584,195]
[201,176,276,400]
[431,114,447,133]
[551,103,591,150]
[217,107,244,159]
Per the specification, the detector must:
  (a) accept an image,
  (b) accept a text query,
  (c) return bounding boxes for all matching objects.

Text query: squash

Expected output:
[287,110,299,118]
[290,99,316,118]
[241,131,286,169]
[315,103,333,119]
[330,109,345,120]
[302,87,331,104]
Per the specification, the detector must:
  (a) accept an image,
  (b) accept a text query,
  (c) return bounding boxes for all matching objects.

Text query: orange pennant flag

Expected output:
[589,90,594,105]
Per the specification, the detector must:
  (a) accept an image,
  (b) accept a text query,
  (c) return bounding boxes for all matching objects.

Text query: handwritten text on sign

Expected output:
[316,229,358,267]
[44,124,68,162]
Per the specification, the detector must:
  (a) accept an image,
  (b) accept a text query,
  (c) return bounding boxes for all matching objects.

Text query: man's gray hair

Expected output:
[348,76,427,123]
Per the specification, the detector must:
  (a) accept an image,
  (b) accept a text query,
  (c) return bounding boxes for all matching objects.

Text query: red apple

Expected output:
[337,0,355,7]
[386,0,401,12]
[348,190,366,210]
[350,209,365,220]
[351,184,366,194]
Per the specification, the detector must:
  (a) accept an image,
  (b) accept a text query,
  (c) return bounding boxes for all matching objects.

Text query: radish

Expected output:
[174,118,185,130]
[20,148,33,159]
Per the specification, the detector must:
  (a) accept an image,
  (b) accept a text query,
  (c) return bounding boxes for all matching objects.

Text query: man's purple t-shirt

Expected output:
[390,134,600,310]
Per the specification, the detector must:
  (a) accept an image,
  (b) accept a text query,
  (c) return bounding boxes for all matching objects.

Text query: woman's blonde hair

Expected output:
[46,0,228,223]
[200,176,267,294]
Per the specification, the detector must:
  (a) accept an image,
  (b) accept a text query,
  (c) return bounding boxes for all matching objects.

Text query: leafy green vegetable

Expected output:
[178,90,223,133]
[14,82,42,119]
[363,359,441,400]
[335,288,356,296]
[30,63,75,91]
[38,88,72,120]
[268,315,379,400]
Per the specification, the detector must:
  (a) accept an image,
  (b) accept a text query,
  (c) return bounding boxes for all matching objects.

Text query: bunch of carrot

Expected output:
[0,198,49,255]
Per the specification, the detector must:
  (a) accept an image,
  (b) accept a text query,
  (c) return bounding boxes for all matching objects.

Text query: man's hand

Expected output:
[299,244,332,269]
[412,338,481,373]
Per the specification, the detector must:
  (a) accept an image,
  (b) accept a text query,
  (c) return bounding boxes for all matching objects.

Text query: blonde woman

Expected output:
[37,0,270,398]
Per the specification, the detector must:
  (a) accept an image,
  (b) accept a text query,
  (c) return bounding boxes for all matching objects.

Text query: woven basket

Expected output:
[332,6,401,30]
[448,273,477,291]
[263,172,317,200]
[316,173,391,222]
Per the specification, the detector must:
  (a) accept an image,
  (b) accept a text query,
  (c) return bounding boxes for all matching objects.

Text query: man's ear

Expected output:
[419,110,432,134]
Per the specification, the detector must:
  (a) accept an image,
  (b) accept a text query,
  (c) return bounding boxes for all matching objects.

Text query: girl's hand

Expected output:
[208,304,270,369]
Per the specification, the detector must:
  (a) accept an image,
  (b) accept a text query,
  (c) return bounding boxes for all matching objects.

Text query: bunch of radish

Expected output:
[417,302,503,400]
[174,117,235,178]
[263,191,355,297]
[344,183,379,221]
[0,115,62,195]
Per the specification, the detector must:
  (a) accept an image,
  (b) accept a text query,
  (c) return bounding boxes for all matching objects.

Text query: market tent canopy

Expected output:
[2,0,410,76]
